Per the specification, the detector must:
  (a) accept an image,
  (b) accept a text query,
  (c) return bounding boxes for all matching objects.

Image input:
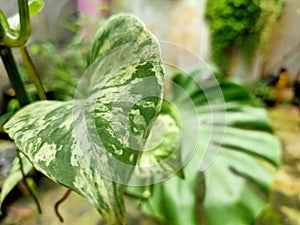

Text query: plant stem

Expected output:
[0,0,31,47]
[20,46,47,100]
[0,46,30,106]
[17,151,42,214]
[54,189,71,222]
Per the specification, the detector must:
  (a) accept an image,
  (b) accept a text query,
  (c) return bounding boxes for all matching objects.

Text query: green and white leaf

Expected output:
[0,153,33,214]
[4,14,164,225]
[87,13,155,67]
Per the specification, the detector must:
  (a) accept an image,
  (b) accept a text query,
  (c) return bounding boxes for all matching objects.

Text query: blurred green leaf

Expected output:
[7,0,44,31]
[28,0,45,17]
[0,9,9,30]
[0,111,14,129]
[141,175,199,225]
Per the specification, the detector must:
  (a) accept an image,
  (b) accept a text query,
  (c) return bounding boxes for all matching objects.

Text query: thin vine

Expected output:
[54,189,72,223]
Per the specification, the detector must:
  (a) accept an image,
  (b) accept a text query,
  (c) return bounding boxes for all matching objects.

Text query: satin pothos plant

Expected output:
[0,1,281,225]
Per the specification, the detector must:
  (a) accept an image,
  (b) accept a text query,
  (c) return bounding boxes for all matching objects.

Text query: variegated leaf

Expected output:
[4,14,164,225]
[0,152,33,213]
[87,13,154,66]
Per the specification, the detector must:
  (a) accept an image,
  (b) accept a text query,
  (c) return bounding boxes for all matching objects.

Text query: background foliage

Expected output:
[205,0,285,74]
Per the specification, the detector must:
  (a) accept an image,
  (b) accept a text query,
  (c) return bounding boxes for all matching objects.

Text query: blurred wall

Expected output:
[261,0,300,81]
[222,0,300,82]
[120,0,210,70]
[121,0,300,82]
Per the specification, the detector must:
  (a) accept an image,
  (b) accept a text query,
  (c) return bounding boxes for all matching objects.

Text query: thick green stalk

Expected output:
[0,0,31,47]
[20,46,47,100]
[0,46,30,106]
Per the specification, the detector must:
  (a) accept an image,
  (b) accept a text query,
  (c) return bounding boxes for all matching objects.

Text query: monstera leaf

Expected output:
[3,14,164,225]
[134,69,281,225]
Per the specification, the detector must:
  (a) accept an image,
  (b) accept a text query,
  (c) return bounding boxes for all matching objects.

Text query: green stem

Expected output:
[17,151,42,214]
[0,0,31,47]
[20,46,47,100]
[0,46,30,106]
[0,19,5,41]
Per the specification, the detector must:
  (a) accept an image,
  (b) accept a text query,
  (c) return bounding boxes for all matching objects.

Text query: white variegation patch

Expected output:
[36,143,62,166]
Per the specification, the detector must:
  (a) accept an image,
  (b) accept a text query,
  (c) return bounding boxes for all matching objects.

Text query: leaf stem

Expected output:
[17,151,42,214]
[20,46,47,100]
[0,46,30,106]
